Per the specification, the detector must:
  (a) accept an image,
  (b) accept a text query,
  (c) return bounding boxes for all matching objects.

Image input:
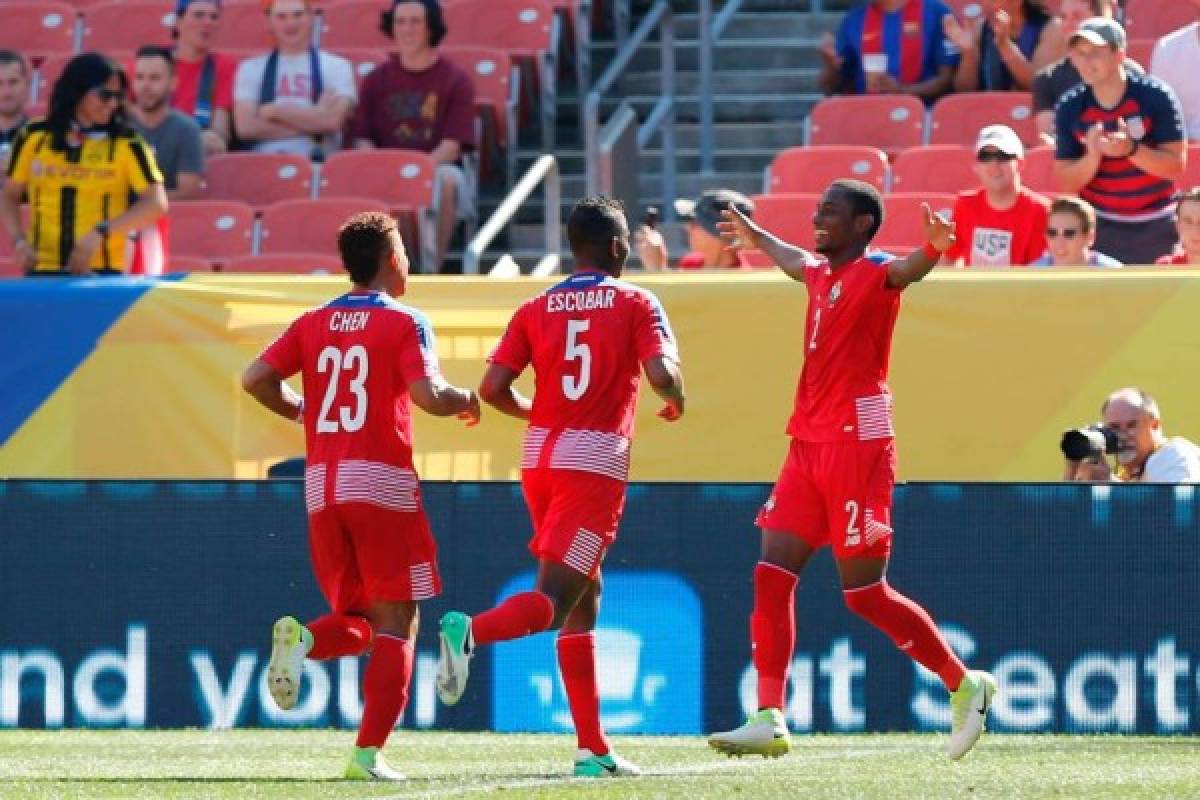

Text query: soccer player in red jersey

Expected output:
[435,196,685,778]
[706,180,998,761]
[241,212,480,782]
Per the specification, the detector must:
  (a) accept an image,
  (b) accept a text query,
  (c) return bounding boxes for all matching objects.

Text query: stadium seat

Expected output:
[165,255,214,273]
[317,0,391,49]
[258,198,389,255]
[748,193,819,251]
[807,95,926,154]
[1021,146,1057,194]
[224,252,343,274]
[1124,0,1195,39]
[767,146,888,194]
[0,3,77,56]
[929,92,1038,149]
[168,200,256,262]
[1126,38,1157,71]
[442,46,517,181]
[211,2,274,51]
[331,47,387,89]
[876,193,956,249]
[201,153,314,210]
[890,145,975,194]
[80,1,176,51]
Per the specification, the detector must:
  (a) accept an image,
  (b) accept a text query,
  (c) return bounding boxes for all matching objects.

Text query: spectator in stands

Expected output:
[944,124,1049,266]
[130,47,204,200]
[1155,187,1200,265]
[1055,17,1186,264]
[944,0,1064,92]
[233,0,356,159]
[1033,0,1135,146]
[1151,4,1200,142]
[1064,388,1200,482]
[348,0,476,273]
[0,53,167,275]
[671,189,756,269]
[1031,196,1122,266]
[818,0,959,103]
[172,0,237,155]
[0,51,30,178]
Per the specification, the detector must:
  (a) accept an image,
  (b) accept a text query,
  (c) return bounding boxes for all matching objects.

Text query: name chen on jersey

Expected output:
[329,310,370,332]
[546,288,616,313]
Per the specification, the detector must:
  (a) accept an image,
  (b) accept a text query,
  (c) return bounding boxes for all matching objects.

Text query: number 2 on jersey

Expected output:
[316,345,369,433]
[562,319,591,401]
[809,308,822,351]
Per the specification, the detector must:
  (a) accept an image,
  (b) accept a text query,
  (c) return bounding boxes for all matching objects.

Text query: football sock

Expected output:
[557,631,610,756]
[842,580,966,692]
[305,613,373,660]
[355,633,413,748]
[472,591,556,645]
[751,561,798,710]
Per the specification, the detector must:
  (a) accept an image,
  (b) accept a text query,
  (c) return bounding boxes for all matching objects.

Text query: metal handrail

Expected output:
[463,154,561,276]
[584,1,675,217]
[699,0,747,174]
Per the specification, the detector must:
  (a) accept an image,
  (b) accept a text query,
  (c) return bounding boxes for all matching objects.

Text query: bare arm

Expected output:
[241,358,303,422]
[1035,110,1055,147]
[262,93,353,135]
[642,354,685,421]
[169,172,203,201]
[409,375,481,424]
[234,100,305,141]
[429,139,462,166]
[1054,149,1103,194]
[0,179,34,269]
[898,65,955,102]
[1127,139,1186,181]
[204,109,232,155]
[478,362,532,421]
[110,184,168,235]
[717,206,814,282]
[885,203,956,289]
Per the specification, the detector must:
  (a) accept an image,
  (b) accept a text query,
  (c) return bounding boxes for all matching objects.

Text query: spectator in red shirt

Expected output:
[945,124,1050,266]
[1156,188,1200,265]
[171,0,238,155]
[348,0,476,274]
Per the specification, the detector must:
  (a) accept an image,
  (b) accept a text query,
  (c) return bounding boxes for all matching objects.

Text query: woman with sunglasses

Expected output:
[0,52,167,275]
[1033,196,1121,267]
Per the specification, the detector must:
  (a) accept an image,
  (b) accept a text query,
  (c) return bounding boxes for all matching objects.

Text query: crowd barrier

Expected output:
[1,479,1197,734]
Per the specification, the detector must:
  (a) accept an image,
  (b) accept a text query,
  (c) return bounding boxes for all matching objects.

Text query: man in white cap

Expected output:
[1054,16,1186,265]
[944,124,1050,267]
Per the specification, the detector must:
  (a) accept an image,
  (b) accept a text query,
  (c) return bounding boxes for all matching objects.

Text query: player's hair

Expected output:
[381,0,448,47]
[1049,196,1097,235]
[1102,388,1160,421]
[830,179,884,241]
[337,211,400,285]
[46,52,133,152]
[135,46,176,74]
[567,196,628,274]
[0,50,30,79]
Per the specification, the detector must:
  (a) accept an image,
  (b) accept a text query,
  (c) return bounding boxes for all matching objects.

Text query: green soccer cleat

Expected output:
[947,670,998,761]
[573,748,641,778]
[436,611,474,706]
[266,615,308,711]
[344,746,406,782]
[707,708,791,758]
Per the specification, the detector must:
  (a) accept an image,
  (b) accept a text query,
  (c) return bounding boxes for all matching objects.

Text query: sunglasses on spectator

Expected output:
[90,88,125,103]
[1046,228,1082,239]
[976,151,1017,163]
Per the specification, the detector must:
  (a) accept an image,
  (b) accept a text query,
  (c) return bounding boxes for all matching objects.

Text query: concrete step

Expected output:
[670,10,844,39]
[592,37,825,72]
[636,0,856,12]
[594,92,818,123]
[517,146,778,175]
[618,67,822,95]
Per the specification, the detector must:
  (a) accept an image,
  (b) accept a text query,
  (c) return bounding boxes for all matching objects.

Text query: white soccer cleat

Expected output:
[947,670,998,760]
[266,615,307,711]
[436,611,474,705]
[708,708,791,758]
[344,747,406,782]
[573,748,642,777]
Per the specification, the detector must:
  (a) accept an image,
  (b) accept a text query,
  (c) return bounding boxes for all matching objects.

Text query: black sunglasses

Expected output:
[1046,228,1081,239]
[977,151,1017,163]
[90,88,125,102]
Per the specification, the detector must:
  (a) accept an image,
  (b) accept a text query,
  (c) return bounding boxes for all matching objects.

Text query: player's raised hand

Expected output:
[457,390,482,427]
[717,207,762,252]
[656,399,683,422]
[922,203,955,254]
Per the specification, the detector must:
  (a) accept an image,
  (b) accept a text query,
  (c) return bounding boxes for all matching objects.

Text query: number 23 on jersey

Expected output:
[316,345,369,433]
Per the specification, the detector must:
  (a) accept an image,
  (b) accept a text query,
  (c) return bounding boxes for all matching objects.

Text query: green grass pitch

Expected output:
[2,731,1198,799]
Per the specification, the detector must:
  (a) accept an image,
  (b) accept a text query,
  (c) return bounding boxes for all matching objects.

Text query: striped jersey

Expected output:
[788,252,901,443]
[259,290,441,513]
[489,270,679,481]
[1054,72,1185,221]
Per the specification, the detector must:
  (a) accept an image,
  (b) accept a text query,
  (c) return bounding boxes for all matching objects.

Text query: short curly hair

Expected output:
[337,212,401,285]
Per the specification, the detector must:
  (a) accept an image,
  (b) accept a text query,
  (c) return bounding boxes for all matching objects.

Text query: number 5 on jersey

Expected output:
[316,345,369,433]
[562,319,591,401]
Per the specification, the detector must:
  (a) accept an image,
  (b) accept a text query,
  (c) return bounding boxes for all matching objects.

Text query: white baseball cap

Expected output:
[975,124,1024,159]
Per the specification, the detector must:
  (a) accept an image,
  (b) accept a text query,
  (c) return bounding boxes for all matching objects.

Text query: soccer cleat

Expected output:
[947,670,998,760]
[707,708,791,758]
[573,748,641,778]
[266,615,308,711]
[436,611,474,705]
[344,746,406,782]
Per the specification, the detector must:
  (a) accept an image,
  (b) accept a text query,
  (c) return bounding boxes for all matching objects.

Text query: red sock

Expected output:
[843,581,966,691]
[751,561,798,710]
[471,591,555,646]
[305,613,373,660]
[355,633,414,748]
[557,632,609,756]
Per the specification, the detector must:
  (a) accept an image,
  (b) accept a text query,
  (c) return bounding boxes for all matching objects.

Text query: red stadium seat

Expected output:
[258,198,389,255]
[318,149,436,212]
[876,193,956,249]
[767,146,888,194]
[0,3,77,56]
[1021,146,1057,194]
[80,1,176,51]
[211,2,274,51]
[807,95,926,154]
[443,46,516,150]
[0,258,21,277]
[224,253,343,274]
[201,153,314,210]
[1126,38,1157,71]
[749,193,819,251]
[1124,0,1195,39]
[890,145,976,194]
[165,255,214,273]
[929,92,1038,149]
[330,47,387,90]
[442,0,555,59]
[168,200,256,262]
[318,0,391,50]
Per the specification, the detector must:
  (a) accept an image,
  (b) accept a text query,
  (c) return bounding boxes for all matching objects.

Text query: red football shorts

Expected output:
[307,502,441,613]
[521,468,627,579]
[755,438,896,560]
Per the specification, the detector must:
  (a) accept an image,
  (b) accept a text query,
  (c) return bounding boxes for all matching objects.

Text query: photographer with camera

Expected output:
[1061,387,1200,482]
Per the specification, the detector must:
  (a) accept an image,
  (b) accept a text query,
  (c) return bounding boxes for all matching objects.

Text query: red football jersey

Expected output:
[788,252,902,443]
[260,290,441,476]
[489,270,679,481]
